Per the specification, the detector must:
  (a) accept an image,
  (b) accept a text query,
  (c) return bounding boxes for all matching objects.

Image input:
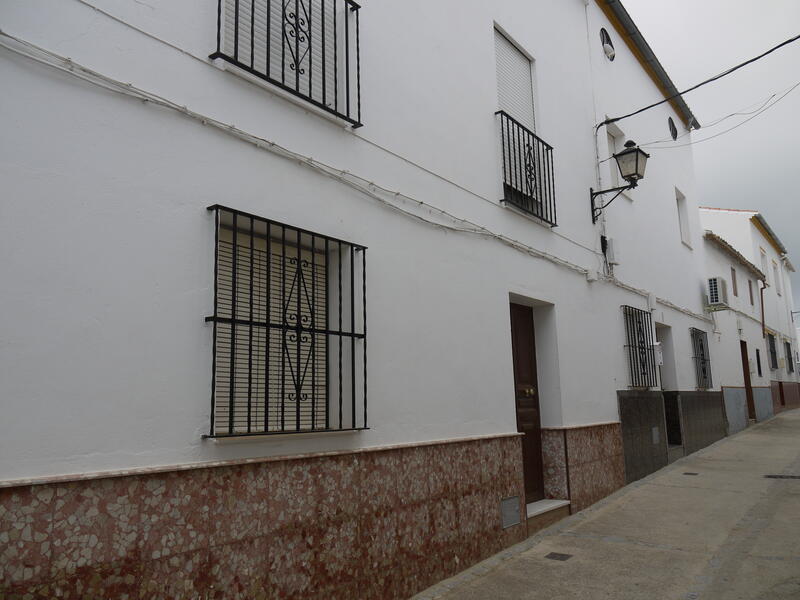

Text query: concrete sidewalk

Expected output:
[414,410,800,600]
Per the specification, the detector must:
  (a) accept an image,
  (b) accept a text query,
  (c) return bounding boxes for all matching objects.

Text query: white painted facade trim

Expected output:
[0,0,792,481]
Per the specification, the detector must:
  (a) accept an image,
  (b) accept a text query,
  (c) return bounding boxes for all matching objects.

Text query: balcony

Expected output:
[211,0,362,127]
[496,110,556,226]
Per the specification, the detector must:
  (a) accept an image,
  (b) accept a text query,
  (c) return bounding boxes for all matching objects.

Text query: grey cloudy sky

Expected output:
[623,0,800,301]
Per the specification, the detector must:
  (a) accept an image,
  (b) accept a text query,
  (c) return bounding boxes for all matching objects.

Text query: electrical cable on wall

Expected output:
[0,29,711,324]
[73,0,598,257]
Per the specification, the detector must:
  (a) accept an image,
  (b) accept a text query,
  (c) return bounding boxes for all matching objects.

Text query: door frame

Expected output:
[509,302,545,504]
[741,340,756,419]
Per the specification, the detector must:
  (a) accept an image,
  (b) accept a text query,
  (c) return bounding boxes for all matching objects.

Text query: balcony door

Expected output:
[510,303,545,504]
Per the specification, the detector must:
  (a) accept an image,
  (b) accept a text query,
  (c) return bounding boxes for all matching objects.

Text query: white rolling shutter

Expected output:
[222,0,345,111]
[495,29,535,131]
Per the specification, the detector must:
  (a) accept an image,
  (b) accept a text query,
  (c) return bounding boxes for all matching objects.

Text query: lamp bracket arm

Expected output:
[590,183,635,202]
[590,181,637,224]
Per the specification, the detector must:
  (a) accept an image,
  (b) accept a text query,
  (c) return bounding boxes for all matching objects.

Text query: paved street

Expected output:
[416,410,800,600]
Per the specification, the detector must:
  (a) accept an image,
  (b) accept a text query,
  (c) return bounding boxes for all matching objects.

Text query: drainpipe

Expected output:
[760,280,767,339]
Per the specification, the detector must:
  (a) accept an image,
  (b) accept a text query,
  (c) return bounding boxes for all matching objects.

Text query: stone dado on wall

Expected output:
[772,381,800,415]
[541,423,625,512]
[0,435,526,600]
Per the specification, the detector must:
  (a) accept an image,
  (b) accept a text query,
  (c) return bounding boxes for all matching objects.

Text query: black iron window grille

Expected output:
[690,328,713,390]
[756,348,763,377]
[785,341,794,373]
[768,334,778,370]
[210,0,362,127]
[496,111,557,226]
[622,305,658,388]
[205,205,367,437]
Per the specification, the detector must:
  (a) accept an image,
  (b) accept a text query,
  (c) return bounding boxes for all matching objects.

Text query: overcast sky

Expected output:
[623,1,800,302]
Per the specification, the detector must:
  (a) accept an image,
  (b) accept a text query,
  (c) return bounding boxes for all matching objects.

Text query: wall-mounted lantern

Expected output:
[590,140,650,223]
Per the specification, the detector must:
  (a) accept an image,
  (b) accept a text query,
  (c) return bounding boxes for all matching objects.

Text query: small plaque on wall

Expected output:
[500,496,521,529]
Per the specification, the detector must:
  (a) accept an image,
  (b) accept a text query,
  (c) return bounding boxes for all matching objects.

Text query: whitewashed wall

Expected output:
[703,239,773,389]
[0,0,711,480]
[700,209,799,383]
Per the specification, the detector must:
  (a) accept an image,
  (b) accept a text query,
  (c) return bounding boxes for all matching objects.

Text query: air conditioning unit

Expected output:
[707,277,729,306]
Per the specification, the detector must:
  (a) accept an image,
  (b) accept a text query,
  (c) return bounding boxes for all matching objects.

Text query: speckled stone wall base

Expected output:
[541,423,626,513]
[785,382,800,409]
[772,381,800,415]
[0,435,527,600]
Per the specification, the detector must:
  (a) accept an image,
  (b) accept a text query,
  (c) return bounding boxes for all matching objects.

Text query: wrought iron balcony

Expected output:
[211,0,362,127]
[496,111,556,226]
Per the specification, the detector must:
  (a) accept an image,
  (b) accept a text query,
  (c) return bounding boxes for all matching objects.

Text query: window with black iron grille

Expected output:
[205,205,366,437]
[622,306,658,388]
[690,328,713,390]
[496,111,557,226]
[785,341,794,373]
[768,334,778,370]
[210,0,362,127]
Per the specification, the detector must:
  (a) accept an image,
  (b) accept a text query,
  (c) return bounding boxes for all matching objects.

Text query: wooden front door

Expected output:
[510,303,545,503]
[741,340,756,420]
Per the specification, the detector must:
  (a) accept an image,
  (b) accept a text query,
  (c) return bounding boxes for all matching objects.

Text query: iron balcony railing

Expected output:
[211,0,362,127]
[205,205,367,438]
[622,305,658,389]
[496,110,556,226]
[690,328,713,390]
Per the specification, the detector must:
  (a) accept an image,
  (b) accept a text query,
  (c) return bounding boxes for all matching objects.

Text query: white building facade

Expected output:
[0,0,794,597]
[701,208,800,433]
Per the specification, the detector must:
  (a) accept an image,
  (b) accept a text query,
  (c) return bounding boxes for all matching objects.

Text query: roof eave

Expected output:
[598,0,700,130]
[752,214,788,255]
[704,230,766,280]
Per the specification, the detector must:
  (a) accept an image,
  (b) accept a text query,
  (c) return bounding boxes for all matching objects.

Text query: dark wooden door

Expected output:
[741,341,756,420]
[510,303,544,503]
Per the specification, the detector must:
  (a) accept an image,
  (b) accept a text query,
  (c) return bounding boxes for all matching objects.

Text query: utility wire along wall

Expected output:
[0,30,713,330]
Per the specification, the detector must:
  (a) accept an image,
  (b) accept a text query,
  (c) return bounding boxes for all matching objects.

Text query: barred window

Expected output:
[622,306,658,388]
[785,341,794,374]
[768,334,778,370]
[206,206,366,437]
[210,0,362,127]
[756,348,763,377]
[690,328,712,390]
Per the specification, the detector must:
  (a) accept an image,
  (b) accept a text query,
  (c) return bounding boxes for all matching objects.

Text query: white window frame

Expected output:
[675,188,691,248]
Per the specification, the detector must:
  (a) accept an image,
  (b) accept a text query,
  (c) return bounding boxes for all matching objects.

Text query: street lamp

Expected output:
[590,140,650,223]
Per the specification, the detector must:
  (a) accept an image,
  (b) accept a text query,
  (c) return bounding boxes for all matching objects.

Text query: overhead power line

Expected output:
[598,32,800,130]
[643,80,800,150]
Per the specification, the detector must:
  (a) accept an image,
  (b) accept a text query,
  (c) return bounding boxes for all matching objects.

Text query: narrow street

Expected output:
[417,410,800,600]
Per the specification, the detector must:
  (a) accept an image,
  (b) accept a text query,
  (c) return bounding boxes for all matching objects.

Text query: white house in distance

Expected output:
[0,0,797,598]
[701,207,800,429]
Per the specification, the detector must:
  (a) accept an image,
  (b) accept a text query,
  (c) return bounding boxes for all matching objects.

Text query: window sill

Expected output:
[204,428,369,443]
[210,56,360,130]
[500,200,556,229]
